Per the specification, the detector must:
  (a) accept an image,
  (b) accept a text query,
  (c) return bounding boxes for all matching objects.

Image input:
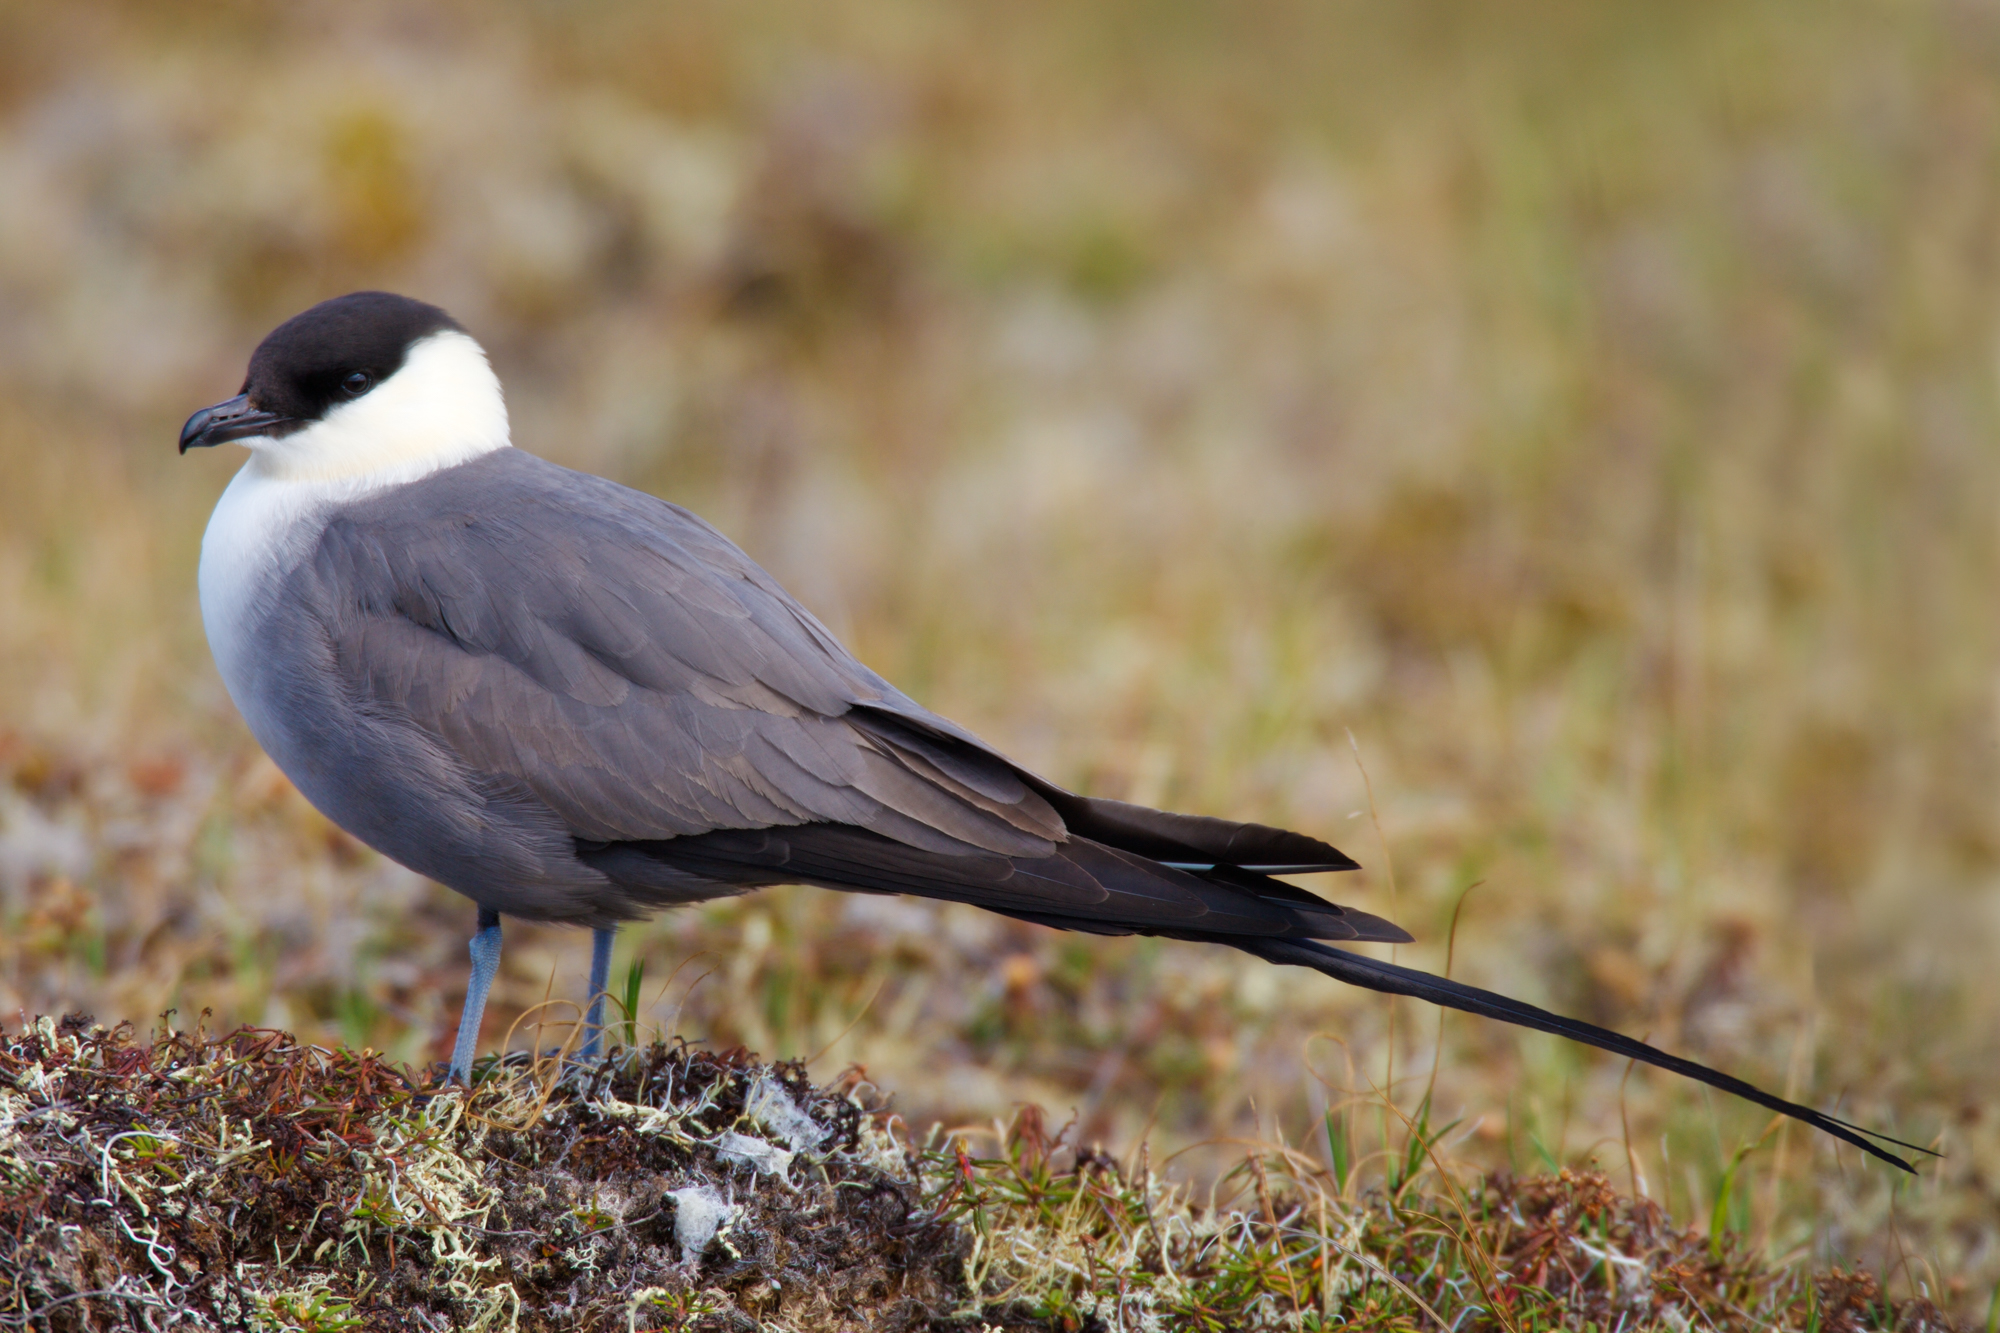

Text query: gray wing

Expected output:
[315,449,1061,858]
[310,448,1401,942]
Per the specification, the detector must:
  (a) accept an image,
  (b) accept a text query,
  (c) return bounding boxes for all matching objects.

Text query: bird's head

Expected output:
[178,291,510,483]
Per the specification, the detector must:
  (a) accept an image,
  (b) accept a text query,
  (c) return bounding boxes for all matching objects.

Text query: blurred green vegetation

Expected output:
[1,0,1997,1316]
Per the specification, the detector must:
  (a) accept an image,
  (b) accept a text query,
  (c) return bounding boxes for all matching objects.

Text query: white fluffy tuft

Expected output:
[666,1185,738,1267]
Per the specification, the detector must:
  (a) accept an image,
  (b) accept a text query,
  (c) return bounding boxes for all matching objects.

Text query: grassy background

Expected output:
[1,0,1996,1316]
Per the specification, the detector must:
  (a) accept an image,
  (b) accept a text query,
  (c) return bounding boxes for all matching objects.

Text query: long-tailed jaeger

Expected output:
[178,291,1923,1170]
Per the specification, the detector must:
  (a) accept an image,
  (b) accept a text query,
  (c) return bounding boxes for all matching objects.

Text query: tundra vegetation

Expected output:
[0,1017,1966,1329]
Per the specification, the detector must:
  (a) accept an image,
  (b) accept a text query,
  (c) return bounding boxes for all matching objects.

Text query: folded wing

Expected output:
[307,449,1391,946]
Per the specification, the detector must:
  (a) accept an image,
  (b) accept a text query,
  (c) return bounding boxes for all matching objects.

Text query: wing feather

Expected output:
[310,449,1381,941]
[313,451,1062,854]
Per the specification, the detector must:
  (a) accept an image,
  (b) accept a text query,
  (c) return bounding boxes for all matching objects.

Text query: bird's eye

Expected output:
[341,371,373,396]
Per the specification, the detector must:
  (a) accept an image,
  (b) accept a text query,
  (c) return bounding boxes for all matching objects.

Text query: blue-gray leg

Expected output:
[581,925,617,1061]
[449,907,503,1085]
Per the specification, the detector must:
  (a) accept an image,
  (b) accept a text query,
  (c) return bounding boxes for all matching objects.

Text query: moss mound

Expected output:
[0,1017,1962,1331]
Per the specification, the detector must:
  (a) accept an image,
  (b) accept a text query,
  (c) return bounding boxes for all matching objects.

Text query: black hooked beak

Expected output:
[178,394,295,454]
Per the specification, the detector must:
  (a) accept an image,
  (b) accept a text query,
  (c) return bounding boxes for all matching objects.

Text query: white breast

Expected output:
[197,463,331,728]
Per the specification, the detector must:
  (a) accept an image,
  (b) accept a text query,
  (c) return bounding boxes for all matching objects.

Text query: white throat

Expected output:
[198,329,512,719]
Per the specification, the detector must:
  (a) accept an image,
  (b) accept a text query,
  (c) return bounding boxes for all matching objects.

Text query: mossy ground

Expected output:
[0,1018,1966,1331]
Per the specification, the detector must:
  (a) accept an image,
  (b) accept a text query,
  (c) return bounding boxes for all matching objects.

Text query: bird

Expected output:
[179,291,1924,1171]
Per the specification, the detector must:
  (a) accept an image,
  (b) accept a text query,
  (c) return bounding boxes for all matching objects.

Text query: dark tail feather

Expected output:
[1246,938,1931,1172]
